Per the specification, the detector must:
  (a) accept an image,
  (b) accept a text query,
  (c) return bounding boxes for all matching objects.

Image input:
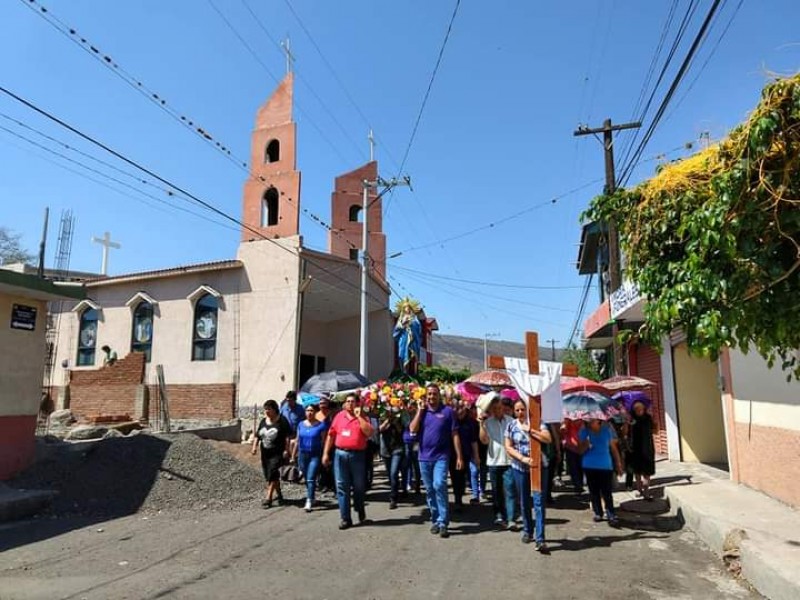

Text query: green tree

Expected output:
[561,346,602,381]
[0,227,35,265]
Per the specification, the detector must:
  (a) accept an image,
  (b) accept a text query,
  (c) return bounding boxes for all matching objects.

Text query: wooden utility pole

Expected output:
[574,119,640,376]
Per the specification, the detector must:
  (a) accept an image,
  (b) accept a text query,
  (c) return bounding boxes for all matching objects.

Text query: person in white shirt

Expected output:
[478,392,517,527]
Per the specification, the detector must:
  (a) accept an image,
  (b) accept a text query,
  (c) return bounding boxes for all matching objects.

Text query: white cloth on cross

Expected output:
[503,357,563,423]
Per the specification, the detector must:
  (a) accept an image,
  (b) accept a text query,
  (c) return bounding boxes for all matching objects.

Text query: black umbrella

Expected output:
[300,370,371,395]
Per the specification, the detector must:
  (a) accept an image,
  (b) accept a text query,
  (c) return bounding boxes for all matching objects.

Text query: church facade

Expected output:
[45,73,394,425]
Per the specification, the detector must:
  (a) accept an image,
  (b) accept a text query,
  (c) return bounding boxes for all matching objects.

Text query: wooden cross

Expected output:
[488,332,579,492]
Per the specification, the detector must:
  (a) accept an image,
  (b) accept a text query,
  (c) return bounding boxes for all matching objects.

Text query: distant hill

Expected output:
[432,334,564,373]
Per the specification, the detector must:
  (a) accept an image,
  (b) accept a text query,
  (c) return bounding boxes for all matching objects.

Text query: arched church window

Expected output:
[265,139,280,163]
[349,205,362,222]
[131,301,154,362]
[76,308,98,366]
[262,187,280,227]
[192,294,218,361]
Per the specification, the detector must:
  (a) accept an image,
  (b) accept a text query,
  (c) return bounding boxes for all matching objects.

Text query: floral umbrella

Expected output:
[560,376,610,396]
[600,375,655,392]
[455,381,488,404]
[562,390,610,421]
[465,369,514,388]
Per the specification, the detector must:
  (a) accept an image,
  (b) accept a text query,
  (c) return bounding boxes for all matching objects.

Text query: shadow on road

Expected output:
[548,530,670,552]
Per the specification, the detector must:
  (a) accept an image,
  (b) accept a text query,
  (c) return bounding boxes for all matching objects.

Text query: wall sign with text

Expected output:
[10,303,37,331]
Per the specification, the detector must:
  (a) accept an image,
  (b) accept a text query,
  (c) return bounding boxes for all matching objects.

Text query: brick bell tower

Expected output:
[328,161,386,281]
[241,73,301,240]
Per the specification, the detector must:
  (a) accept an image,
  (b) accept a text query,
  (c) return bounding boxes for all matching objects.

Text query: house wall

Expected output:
[672,342,727,464]
[0,292,47,479]
[300,309,394,382]
[725,348,800,507]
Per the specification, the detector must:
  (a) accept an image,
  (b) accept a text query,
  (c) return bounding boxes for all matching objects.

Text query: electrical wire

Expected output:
[0,84,389,306]
[390,265,584,291]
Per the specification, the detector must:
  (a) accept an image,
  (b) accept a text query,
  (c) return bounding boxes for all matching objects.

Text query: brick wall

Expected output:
[632,342,668,456]
[68,353,145,419]
[148,383,235,421]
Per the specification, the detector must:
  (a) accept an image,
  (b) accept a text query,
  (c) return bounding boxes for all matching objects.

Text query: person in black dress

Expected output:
[250,399,291,508]
[629,400,656,500]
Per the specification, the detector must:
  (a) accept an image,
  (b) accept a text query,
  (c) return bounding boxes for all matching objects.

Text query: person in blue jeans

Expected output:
[478,393,516,528]
[379,408,406,509]
[410,383,464,538]
[504,399,553,552]
[291,404,328,512]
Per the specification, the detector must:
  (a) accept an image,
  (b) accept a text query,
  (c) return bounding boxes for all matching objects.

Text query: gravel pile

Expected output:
[9,433,306,517]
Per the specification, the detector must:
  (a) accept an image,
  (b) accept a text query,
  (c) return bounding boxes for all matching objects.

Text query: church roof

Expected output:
[85,259,243,287]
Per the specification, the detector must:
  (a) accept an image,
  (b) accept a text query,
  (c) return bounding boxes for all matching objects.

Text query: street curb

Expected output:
[666,485,798,600]
[0,486,57,523]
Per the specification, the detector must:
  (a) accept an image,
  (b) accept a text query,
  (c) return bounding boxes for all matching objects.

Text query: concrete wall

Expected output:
[726,348,800,507]
[300,309,394,382]
[236,238,301,406]
[672,342,728,464]
[0,293,47,416]
[0,292,47,479]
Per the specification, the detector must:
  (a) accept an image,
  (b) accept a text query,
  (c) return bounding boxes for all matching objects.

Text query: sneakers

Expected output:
[592,514,604,522]
[304,499,312,513]
[389,500,398,510]
[608,514,620,527]
[430,524,440,535]
[439,526,450,539]
[521,533,532,544]
[338,520,352,530]
[493,516,507,527]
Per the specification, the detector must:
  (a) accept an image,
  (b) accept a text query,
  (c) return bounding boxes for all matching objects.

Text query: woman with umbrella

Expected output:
[578,417,623,525]
[618,391,656,499]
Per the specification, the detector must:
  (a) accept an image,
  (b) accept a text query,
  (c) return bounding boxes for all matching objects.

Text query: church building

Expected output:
[44,73,395,426]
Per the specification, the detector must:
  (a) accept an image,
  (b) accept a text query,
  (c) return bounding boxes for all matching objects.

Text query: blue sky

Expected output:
[1,0,798,348]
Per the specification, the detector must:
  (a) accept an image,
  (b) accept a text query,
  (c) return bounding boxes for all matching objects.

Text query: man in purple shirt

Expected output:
[410,383,464,538]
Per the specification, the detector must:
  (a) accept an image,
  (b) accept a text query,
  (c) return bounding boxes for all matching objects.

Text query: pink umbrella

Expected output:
[465,369,514,388]
[560,376,610,396]
[601,375,655,392]
[455,381,487,404]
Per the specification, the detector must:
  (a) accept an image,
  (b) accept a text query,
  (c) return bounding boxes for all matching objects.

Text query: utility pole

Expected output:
[483,332,500,369]
[360,175,411,377]
[37,207,49,278]
[574,118,640,376]
[546,338,558,361]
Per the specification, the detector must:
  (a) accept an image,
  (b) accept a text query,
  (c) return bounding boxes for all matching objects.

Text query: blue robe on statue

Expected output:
[394,313,422,372]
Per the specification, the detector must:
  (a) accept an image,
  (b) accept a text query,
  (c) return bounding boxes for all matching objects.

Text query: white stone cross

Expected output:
[91,231,121,275]
[281,37,295,74]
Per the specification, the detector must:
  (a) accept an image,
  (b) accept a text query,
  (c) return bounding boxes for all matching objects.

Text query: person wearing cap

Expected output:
[280,390,305,437]
[323,392,374,530]
[478,392,516,528]
[410,383,463,538]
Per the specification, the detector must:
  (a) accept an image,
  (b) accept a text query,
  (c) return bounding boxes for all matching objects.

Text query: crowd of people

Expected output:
[251,383,657,553]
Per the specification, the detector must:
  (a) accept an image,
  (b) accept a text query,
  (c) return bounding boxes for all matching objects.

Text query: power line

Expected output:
[0,84,389,306]
[279,0,402,172]
[206,0,351,166]
[19,0,248,170]
[391,177,603,255]
[395,0,461,177]
[617,0,724,187]
[238,0,369,162]
[390,265,584,291]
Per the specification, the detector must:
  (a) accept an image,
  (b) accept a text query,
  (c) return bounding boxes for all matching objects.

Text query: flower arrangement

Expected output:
[350,380,460,418]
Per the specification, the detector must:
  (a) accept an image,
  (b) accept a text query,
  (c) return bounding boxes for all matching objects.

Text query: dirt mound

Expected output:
[9,433,295,517]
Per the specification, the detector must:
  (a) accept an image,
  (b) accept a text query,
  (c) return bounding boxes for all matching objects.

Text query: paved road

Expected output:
[0,479,758,600]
